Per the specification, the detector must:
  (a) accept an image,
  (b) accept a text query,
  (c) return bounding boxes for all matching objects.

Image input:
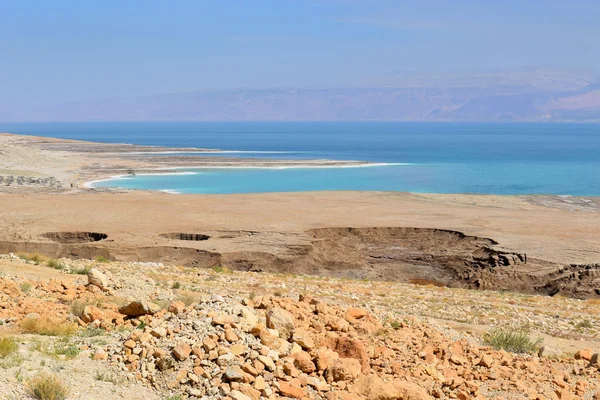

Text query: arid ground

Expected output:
[1,133,600,399]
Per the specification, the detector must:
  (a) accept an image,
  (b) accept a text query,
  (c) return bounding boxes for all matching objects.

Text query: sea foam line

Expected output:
[156,162,411,170]
[83,171,197,188]
[113,150,297,155]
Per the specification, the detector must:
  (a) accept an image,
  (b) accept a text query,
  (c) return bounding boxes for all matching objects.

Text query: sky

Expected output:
[1,0,600,109]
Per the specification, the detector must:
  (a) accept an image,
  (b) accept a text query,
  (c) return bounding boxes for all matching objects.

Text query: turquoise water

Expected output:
[2,122,599,195]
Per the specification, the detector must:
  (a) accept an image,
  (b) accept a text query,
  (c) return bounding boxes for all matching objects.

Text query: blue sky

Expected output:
[1,0,599,109]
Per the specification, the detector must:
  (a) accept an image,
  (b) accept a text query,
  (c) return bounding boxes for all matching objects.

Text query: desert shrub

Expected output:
[51,341,80,359]
[171,281,181,289]
[19,282,32,294]
[69,265,91,275]
[576,319,594,329]
[0,337,18,358]
[0,354,24,369]
[212,265,231,274]
[94,370,120,384]
[78,327,105,338]
[483,329,542,354]
[18,253,48,265]
[95,256,109,263]
[47,259,65,270]
[27,372,69,400]
[20,316,77,337]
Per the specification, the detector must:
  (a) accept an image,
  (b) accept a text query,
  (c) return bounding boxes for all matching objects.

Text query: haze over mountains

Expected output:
[3,68,600,122]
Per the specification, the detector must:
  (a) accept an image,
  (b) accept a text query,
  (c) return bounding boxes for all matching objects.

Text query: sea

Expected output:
[2,121,600,196]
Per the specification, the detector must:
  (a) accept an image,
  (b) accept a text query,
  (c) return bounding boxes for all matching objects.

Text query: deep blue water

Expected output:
[2,122,599,195]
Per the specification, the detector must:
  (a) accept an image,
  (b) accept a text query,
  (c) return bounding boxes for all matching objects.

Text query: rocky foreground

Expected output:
[1,254,600,399]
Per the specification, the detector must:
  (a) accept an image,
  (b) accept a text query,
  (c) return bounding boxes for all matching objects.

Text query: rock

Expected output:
[118,301,160,317]
[156,357,174,372]
[93,349,108,360]
[81,305,104,323]
[266,307,295,340]
[278,381,305,399]
[325,337,370,373]
[87,268,108,290]
[168,301,185,315]
[258,355,276,371]
[478,355,494,368]
[347,308,369,319]
[229,390,252,400]
[225,366,248,382]
[150,327,167,338]
[329,358,362,381]
[351,375,431,400]
[575,349,593,361]
[292,329,315,350]
[173,343,192,361]
[314,347,339,371]
[538,345,563,358]
[293,351,316,374]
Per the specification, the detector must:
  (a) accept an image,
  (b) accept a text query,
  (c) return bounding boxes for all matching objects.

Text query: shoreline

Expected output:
[0,132,379,192]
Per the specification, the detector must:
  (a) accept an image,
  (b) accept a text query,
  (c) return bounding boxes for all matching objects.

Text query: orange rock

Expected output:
[173,343,192,361]
[278,381,305,399]
[575,349,592,361]
[347,308,369,319]
[329,358,362,382]
[81,305,104,323]
[324,337,370,373]
[168,300,185,315]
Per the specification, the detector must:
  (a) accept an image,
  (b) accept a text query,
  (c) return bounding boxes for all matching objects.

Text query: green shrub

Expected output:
[18,253,47,265]
[47,259,66,270]
[171,281,181,289]
[27,372,69,400]
[95,256,109,263]
[212,265,231,274]
[19,282,32,294]
[483,329,542,354]
[69,265,91,275]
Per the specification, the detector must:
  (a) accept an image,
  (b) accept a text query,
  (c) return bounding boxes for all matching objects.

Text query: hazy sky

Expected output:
[1,0,599,109]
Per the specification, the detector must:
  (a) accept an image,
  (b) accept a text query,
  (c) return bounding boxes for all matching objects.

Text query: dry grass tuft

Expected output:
[0,336,18,358]
[27,372,69,400]
[18,253,49,265]
[20,316,77,337]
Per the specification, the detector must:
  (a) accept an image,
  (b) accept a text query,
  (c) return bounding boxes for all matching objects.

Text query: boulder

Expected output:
[87,268,108,290]
[81,305,104,323]
[351,375,431,400]
[119,301,160,317]
[325,337,370,373]
[266,307,295,340]
[329,358,362,382]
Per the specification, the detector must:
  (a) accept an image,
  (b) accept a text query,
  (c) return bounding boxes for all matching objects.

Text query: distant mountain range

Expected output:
[3,68,600,122]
